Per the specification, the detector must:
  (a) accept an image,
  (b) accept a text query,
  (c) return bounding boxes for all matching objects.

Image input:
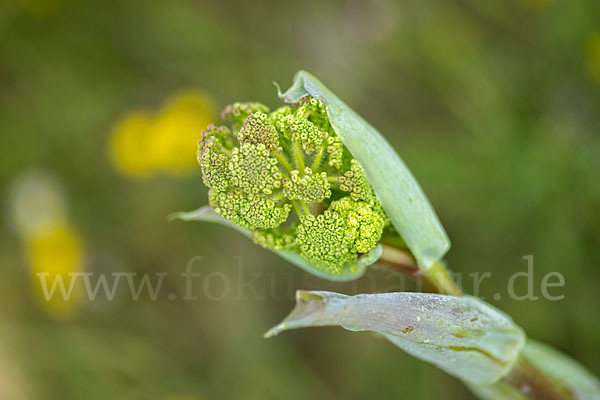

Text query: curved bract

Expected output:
[278,71,450,270]
[170,206,379,282]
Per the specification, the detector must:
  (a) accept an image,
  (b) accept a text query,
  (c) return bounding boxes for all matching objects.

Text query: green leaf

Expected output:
[265,290,525,385]
[467,340,600,400]
[279,70,450,270]
[466,380,528,400]
[170,206,380,282]
[521,340,600,398]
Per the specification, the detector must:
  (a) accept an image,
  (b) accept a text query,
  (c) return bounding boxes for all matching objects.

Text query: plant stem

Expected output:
[293,141,305,171]
[273,152,293,174]
[378,245,462,296]
[299,200,311,216]
[423,260,462,296]
[378,244,418,273]
[311,142,326,171]
[504,356,575,400]
[291,201,304,219]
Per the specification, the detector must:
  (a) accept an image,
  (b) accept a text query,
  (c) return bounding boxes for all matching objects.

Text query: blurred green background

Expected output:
[1,0,599,399]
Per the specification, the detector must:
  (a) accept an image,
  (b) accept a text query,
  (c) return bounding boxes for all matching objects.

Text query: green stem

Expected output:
[378,245,462,296]
[291,200,312,219]
[299,200,311,216]
[379,244,417,271]
[293,140,306,171]
[291,201,304,219]
[422,260,463,296]
[273,151,293,174]
[311,141,327,172]
[504,356,575,400]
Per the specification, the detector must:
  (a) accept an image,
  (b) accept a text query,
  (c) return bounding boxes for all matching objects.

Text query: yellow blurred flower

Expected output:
[109,90,216,178]
[24,221,83,319]
[8,170,84,319]
[109,110,155,178]
[585,33,600,86]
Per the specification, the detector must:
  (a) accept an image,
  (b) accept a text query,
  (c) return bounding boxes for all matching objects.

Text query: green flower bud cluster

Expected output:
[198,97,389,273]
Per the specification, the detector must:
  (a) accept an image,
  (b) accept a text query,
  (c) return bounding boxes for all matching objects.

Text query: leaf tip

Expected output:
[264,290,329,338]
[166,212,183,222]
[272,81,282,97]
[263,324,284,339]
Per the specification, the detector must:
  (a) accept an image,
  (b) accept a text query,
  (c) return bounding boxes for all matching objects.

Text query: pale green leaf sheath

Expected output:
[266,290,525,385]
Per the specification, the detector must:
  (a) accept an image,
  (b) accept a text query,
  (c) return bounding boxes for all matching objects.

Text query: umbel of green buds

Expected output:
[198,97,391,274]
